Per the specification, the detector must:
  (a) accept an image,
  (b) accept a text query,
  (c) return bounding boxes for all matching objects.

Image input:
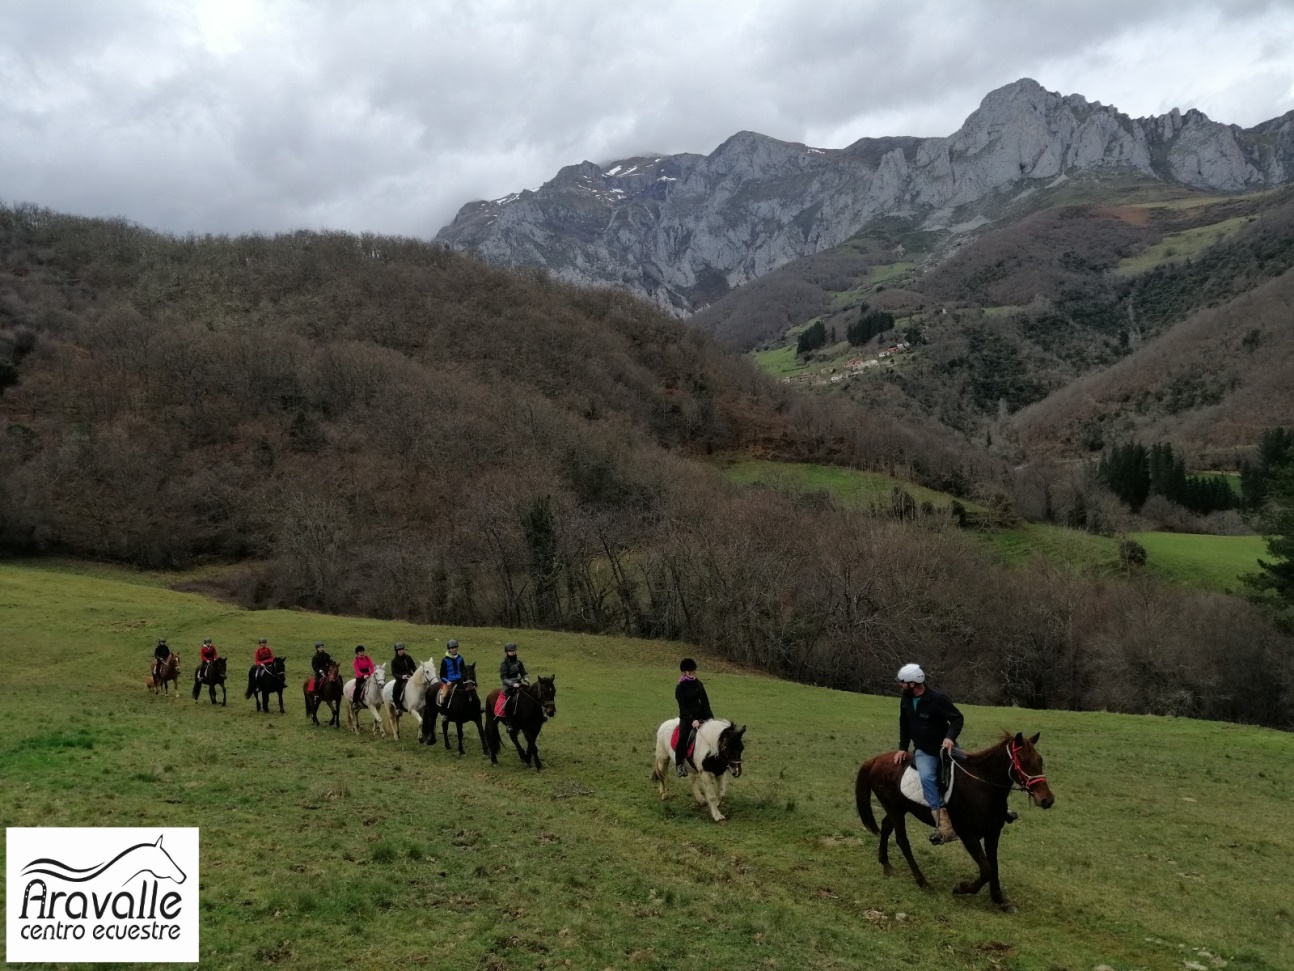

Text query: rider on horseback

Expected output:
[311,642,334,687]
[198,638,218,682]
[390,642,416,712]
[437,639,465,706]
[352,645,376,708]
[253,638,275,687]
[152,638,171,681]
[499,642,528,725]
[893,663,963,845]
[675,657,713,777]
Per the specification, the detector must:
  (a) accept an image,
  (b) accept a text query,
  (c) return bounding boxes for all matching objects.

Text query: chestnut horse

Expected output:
[151,654,180,695]
[855,732,1054,911]
[305,662,343,728]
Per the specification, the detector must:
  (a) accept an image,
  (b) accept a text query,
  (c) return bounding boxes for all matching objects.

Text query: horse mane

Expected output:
[961,733,1014,764]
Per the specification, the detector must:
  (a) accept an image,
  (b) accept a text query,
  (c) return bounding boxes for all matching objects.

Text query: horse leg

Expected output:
[952,834,993,898]
[218,683,226,707]
[699,773,726,824]
[878,816,896,877]
[508,726,528,764]
[455,721,466,755]
[526,730,541,771]
[891,814,931,890]
[983,827,1012,911]
[441,715,451,750]
[475,717,489,757]
[277,690,285,715]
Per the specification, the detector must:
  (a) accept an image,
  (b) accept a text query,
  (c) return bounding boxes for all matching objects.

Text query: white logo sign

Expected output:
[7,827,199,963]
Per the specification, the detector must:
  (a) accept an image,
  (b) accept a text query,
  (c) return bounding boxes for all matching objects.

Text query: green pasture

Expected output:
[718,461,1266,593]
[830,262,917,307]
[751,344,808,378]
[1115,215,1252,275]
[2,563,1292,971]
[719,458,960,511]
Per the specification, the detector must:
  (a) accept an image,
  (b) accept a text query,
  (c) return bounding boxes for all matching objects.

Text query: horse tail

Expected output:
[855,758,881,836]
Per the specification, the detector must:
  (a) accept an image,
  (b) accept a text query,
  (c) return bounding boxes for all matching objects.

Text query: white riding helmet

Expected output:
[896,663,925,684]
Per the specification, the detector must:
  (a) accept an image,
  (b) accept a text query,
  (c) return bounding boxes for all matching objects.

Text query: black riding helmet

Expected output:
[504,643,517,654]
[447,639,459,651]
[680,657,697,672]
[395,642,406,652]
[315,642,325,649]
[355,645,366,654]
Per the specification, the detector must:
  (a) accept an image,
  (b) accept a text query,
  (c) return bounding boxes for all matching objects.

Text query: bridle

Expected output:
[1007,740,1048,796]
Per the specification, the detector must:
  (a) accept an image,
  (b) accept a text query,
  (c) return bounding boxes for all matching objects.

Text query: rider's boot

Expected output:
[1004,809,1019,824]
[931,808,957,845]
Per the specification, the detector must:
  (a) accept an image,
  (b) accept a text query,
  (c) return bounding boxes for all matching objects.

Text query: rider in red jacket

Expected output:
[352,645,376,708]
[198,639,218,682]
[253,639,274,667]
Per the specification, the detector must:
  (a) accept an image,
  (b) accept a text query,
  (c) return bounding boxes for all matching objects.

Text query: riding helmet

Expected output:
[395,642,406,651]
[504,643,517,654]
[315,641,325,649]
[258,638,267,645]
[896,663,925,684]
[158,638,167,646]
[679,657,697,672]
[447,639,459,649]
[355,645,366,654]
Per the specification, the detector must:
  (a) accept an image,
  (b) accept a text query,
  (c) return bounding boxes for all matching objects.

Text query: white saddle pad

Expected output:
[900,765,954,807]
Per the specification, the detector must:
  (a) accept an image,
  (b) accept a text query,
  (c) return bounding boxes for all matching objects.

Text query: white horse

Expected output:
[380,660,439,742]
[652,717,746,823]
[343,664,387,736]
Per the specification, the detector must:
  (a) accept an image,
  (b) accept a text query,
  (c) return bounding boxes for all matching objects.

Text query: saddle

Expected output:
[899,760,956,808]
[669,725,698,762]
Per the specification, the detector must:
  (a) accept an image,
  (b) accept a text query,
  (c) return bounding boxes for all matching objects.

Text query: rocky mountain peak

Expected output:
[436,80,1294,314]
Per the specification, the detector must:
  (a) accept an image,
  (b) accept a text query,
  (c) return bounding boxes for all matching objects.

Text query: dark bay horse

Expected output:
[855,732,1054,911]
[246,658,287,714]
[305,662,342,727]
[422,663,487,756]
[193,657,227,706]
[485,676,557,771]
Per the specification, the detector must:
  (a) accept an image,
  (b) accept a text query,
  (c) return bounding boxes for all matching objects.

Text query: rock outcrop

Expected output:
[436,79,1294,314]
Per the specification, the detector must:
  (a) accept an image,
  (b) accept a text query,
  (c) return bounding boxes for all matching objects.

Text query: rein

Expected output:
[952,742,1046,795]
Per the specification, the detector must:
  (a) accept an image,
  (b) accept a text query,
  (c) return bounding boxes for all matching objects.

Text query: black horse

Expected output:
[193,657,227,706]
[305,662,342,728]
[246,658,287,714]
[485,676,557,771]
[422,663,487,756]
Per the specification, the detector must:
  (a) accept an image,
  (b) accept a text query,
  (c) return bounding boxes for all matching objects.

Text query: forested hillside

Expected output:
[1,204,1290,727]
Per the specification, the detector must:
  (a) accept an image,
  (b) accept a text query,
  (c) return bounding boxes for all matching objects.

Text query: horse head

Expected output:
[718,723,746,778]
[325,662,340,683]
[134,835,187,886]
[535,675,557,718]
[1008,732,1053,809]
[459,663,478,697]
[372,663,387,686]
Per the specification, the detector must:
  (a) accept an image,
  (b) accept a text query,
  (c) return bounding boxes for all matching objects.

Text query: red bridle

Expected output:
[1008,741,1047,794]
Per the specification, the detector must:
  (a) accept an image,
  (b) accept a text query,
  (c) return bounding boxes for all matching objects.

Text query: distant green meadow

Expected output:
[1,562,1291,970]
[718,459,1268,593]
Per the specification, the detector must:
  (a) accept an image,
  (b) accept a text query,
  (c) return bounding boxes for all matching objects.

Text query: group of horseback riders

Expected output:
[156,635,533,723]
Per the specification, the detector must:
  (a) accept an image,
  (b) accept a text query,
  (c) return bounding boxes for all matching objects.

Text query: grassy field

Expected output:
[751,344,809,378]
[717,460,1266,593]
[1,563,1292,971]
[1115,216,1253,275]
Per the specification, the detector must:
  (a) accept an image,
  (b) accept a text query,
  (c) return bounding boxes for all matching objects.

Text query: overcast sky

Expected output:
[2,0,1291,238]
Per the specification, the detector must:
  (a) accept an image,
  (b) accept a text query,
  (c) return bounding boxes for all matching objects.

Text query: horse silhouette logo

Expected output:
[22,834,187,887]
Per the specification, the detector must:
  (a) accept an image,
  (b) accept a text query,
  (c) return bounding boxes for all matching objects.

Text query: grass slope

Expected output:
[719,461,1266,593]
[2,564,1291,971]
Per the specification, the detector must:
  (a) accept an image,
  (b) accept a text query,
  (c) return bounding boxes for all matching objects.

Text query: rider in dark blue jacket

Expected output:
[437,639,466,705]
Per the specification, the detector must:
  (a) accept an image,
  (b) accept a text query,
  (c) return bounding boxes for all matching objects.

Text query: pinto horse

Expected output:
[193,657,227,706]
[423,663,487,756]
[855,732,1054,911]
[151,654,181,695]
[245,658,287,714]
[485,675,557,770]
[652,718,746,823]
[305,662,343,728]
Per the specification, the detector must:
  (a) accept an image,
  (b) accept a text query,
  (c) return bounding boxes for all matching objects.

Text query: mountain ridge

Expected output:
[436,79,1294,314]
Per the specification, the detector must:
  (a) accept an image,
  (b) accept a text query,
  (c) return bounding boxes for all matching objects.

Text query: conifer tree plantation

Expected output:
[2,204,1292,728]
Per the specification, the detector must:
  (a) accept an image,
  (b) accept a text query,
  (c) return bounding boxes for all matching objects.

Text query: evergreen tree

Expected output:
[796,320,827,356]
[1243,465,1294,627]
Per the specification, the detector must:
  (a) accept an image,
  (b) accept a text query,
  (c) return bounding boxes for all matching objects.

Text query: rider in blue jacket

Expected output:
[437,639,466,705]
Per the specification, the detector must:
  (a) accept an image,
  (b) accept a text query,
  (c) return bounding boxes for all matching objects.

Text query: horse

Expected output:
[423,662,487,756]
[245,658,287,714]
[192,656,227,706]
[854,732,1055,912]
[151,654,180,695]
[485,675,557,770]
[380,660,439,742]
[651,718,746,823]
[22,833,187,886]
[343,664,387,736]
[305,662,343,728]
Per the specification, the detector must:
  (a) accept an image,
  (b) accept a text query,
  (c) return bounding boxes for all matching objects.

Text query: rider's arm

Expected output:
[898,701,911,752]
[941,695,964,744]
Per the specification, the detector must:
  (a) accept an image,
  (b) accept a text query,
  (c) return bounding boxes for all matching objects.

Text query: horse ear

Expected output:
[1029,732,1041,745]
[1014,732,1024,745]
[738,725,746,735]
[550,673,556,682]
[155,835,164,847]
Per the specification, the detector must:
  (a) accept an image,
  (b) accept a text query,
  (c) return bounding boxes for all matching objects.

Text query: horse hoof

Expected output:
[715,818,727,825]
[882,865,895,878]
[953,882,976,895]
[999,900,1017,914]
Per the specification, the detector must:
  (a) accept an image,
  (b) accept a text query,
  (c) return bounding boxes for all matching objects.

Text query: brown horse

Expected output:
[305,662,342,728]
[485,676,557,771]
[150,654,180,695]
[855,732,1054,911]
